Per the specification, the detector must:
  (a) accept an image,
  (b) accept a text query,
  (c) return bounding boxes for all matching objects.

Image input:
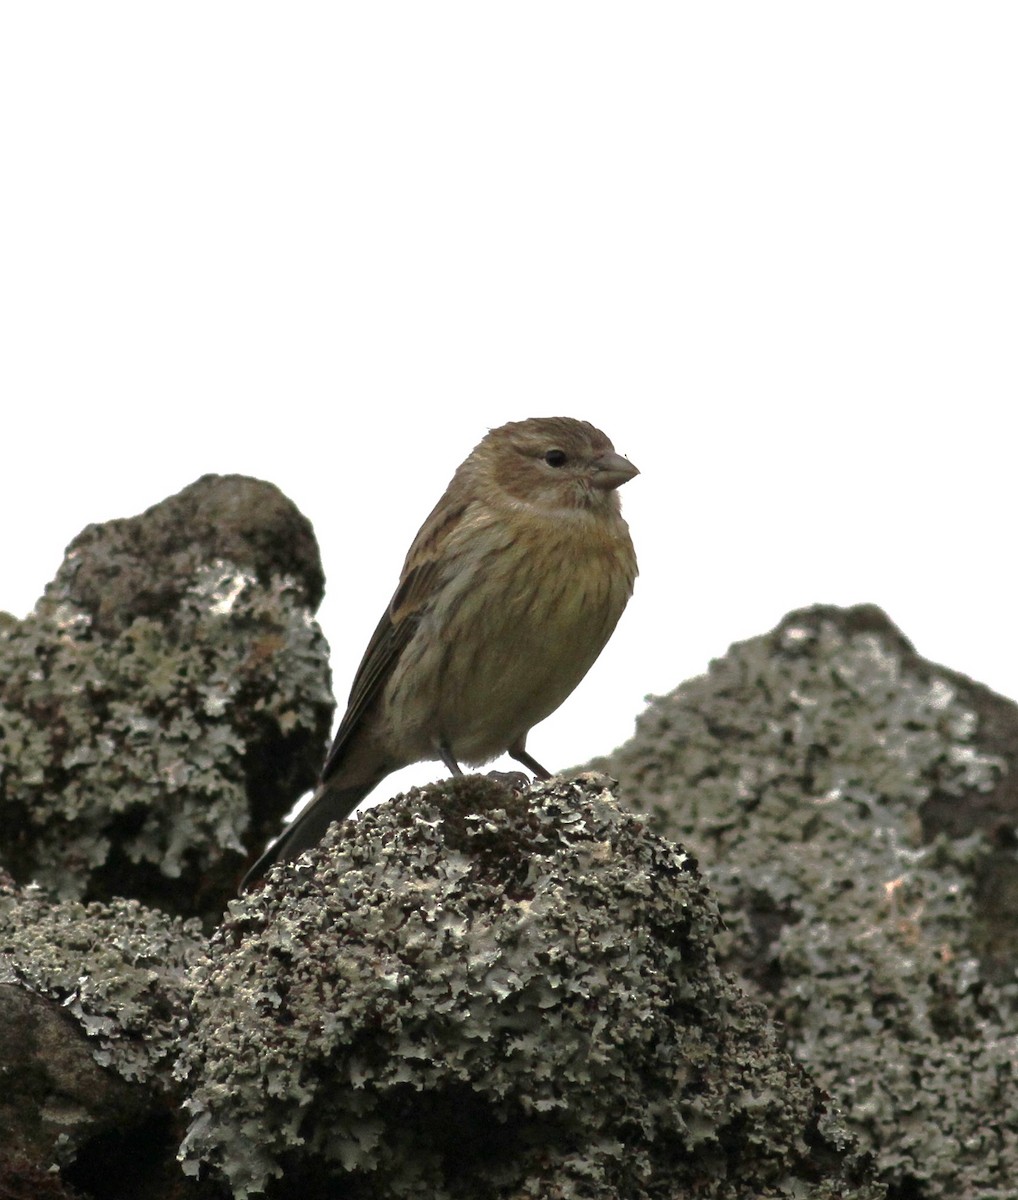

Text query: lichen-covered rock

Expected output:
[0,983,146,1179]
[178,775,879,1200]
[0,475,335,918]
[0,875,206,1192]
[49,473,325,638]
[0,878,203,1088]
[596,604,1018,1199]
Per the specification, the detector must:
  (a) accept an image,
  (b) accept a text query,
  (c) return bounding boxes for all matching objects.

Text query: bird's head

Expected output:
[474,416,639,516]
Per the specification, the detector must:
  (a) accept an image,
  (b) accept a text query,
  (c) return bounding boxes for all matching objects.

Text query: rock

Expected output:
[50,474,325,638]
[0,984,145,1173]
[596,603,1018,1198]
[179,775,880,1200]
[0,476,335,918]
[0,876,212,1198]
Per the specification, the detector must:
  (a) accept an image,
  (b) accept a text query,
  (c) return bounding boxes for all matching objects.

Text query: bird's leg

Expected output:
[508,740,552,780]
[437,739,464,777]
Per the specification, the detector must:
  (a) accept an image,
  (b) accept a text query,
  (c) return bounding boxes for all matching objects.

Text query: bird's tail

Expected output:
[239,776,377,891]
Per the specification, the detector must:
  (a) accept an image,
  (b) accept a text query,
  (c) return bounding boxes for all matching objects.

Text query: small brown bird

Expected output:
[242,417,638,887]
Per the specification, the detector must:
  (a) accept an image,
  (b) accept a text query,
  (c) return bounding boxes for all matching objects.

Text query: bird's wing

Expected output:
[319,493,471,784]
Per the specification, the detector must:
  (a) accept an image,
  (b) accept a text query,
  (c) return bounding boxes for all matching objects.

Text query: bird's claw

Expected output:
[484,770,532,793]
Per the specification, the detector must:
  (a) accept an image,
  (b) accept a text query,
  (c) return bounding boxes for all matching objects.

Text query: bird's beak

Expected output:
[591,451,639,490]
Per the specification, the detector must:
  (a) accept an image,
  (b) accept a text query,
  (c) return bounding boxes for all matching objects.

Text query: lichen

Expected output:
[178,775,878,1199]
[0,561,333,910]
[600,606,1017,1198]
[0,878,203,1086]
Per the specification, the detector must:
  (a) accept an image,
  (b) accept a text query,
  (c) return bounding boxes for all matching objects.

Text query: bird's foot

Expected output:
[484,769,532,793]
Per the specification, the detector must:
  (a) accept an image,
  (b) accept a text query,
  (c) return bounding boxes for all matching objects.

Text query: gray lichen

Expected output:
[0,473,335,920]
[0,877,203,1087]
[0,561,333,912]
[178,774,879,1200]
[598,605,1018,1198]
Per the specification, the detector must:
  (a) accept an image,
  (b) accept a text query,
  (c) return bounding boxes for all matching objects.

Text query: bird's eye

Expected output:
[544,449,568,467]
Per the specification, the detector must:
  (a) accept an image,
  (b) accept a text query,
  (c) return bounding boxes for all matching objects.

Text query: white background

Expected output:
[2,6,1015,809]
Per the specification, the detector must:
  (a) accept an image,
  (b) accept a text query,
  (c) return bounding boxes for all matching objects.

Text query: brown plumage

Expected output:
[241,417,638,888]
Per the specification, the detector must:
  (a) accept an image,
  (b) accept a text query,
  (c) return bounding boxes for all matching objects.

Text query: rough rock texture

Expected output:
[0,983,144,1175]
[0,475,334,919]
[0,873,212,1199]
[0,879,203,1088]
[178,775,880,1200]
[0,1153,86,1200]
[594,604,1018,1200]
[50,474,325,638]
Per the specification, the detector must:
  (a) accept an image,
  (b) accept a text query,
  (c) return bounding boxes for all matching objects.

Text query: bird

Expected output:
[241,416,638,888]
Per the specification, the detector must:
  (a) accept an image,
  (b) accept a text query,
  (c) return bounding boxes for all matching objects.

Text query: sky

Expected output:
[2,6,1016,810]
